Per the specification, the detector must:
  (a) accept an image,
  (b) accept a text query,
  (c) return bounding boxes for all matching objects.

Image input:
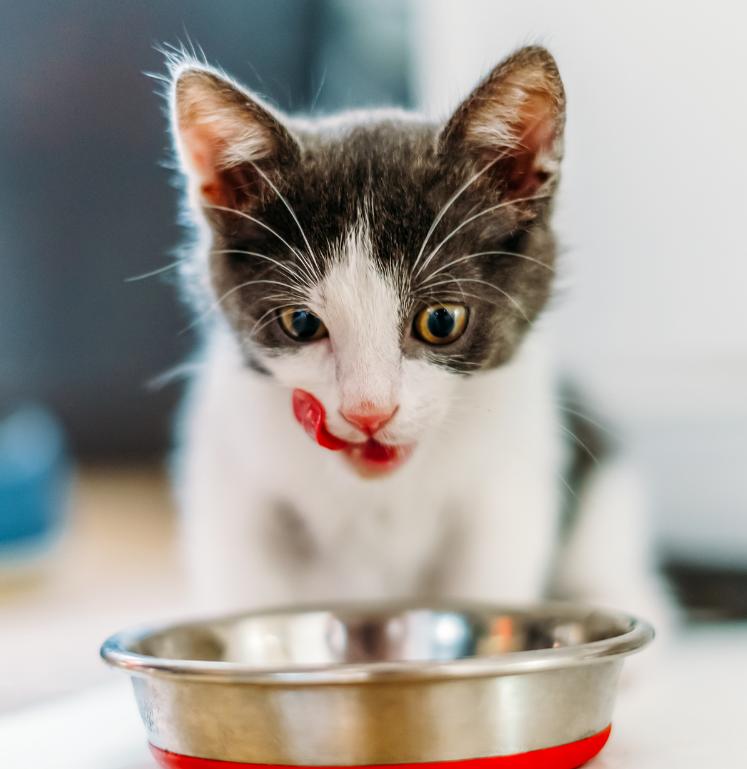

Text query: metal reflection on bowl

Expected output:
[101,601,653,767]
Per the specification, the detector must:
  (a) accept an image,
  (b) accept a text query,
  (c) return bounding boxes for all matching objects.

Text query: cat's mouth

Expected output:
[291,389,413,477]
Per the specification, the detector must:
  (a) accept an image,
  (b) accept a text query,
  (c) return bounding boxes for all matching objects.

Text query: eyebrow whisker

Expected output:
[413,193,551,282]
[410,155,504,276]
[417,276,532,325]
[418,250,554,287]
[210,249,314,288]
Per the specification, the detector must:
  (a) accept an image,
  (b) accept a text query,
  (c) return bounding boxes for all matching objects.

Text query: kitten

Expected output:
[167,46,668,626]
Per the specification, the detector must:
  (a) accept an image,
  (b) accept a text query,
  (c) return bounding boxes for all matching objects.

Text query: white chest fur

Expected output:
[177,326,564,613]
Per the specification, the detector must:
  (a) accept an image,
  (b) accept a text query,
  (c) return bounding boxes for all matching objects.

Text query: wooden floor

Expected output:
[0,465,190,712]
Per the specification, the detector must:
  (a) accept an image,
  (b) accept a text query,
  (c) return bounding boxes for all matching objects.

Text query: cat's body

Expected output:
[179,324,662,621]
[167,47,668,625]
[180,326,560,610]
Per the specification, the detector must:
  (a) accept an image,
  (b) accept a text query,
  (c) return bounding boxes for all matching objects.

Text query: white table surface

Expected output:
[2,624,745,769]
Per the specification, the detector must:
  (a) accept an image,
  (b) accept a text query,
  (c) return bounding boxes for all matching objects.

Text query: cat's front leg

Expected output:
[181,492,298,615]
[177,426,298,614]
[440,472,560,605]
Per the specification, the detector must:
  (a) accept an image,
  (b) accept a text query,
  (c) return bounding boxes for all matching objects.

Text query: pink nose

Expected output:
[340,406,398,436]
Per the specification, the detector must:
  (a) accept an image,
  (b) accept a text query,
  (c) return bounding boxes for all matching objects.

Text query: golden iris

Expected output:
[414,304,468,345]
[279,308,328,342]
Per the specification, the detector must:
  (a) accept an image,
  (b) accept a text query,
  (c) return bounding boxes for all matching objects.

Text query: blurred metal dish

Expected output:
[101,601,653,768]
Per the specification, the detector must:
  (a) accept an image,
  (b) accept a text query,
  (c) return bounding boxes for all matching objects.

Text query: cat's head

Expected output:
[169,46,565,477]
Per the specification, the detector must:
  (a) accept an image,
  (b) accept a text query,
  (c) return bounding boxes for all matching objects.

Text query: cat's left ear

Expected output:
[439,46,565,203]
[170,65,299,210]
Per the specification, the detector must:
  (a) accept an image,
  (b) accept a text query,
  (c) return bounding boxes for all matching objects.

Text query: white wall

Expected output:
[411,0,747,562]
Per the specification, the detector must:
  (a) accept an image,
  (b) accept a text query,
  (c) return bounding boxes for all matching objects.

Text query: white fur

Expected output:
[170,68,669,628]
[178,323,564,613]
[178,245,668,630]
[466,82,527,150]
[552,461,673,632]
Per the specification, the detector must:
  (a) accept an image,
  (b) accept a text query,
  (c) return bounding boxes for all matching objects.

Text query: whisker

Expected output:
[421,271,468,305]
[181,279,304,335]
[125,260,183,283]
[210,249,313,287]
[413,193,551,281]
[427,351,483,364]
[146,361,202,390]
[310,66,328,113]
[557,423,600,465]
[415,289,502,309]
[418,250,554,286]
[410,156,502,276]
[247,161,323,282]
[205,204,305,263]
[555,471,578,500]
[249,302,299,338]
[556,405,619,441]
[226,278,306,296]
[249,306,282,337]
[260,292,307,303]
[435,354,483,365]
[418,277,531,324]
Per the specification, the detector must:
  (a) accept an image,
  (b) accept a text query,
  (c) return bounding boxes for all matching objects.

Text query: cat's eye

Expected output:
[278,308,328,342]
[413,304,468,345]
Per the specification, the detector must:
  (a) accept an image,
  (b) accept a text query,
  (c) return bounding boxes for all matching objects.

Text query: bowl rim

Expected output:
[100,600,654,686]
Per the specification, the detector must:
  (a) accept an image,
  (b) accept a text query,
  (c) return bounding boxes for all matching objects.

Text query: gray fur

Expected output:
[176,47,565,375]
[265,499,317,567]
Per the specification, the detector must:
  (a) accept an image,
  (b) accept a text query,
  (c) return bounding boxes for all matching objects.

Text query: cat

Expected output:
[165,45,669,628]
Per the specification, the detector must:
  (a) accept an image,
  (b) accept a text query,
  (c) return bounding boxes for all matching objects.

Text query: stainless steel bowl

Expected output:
[101,601,653,766]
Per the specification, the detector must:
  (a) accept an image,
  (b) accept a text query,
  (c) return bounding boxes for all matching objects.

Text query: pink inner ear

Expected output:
[181,125,233,207]
[504,92,558,199]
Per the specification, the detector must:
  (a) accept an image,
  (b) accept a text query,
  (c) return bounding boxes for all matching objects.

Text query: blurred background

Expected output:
[1,0,745,712]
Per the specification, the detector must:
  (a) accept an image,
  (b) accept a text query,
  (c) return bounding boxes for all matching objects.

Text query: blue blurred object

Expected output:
[0,406,72,566]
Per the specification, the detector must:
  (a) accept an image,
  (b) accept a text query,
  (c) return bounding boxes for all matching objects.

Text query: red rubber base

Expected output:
[150,725,611,769]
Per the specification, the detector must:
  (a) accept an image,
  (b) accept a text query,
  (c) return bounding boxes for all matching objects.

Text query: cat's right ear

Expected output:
[438,47,565,207]
[170,65,299,211]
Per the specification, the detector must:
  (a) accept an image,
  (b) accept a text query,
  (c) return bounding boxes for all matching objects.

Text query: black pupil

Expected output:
[427,308,456,338]
[291,310,320,339]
